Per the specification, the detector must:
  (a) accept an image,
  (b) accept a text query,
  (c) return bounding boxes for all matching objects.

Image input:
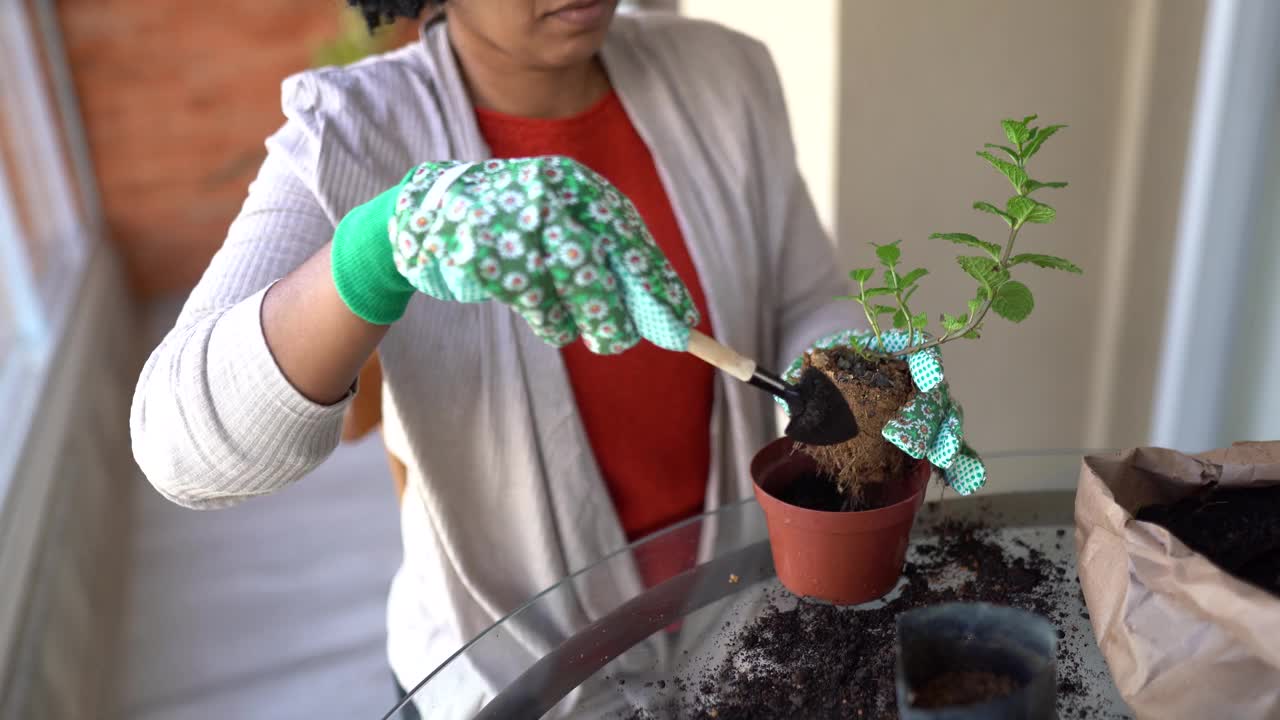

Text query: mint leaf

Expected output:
[1009,253,1082,274]
[978,151,1028,192]
[883,268,900,290]
[957,256,1008,288]
[850,268,875,284]
[903,286,919,303]
[992,280,1034,322]
[973,201,1013,226]
[1026,202,1056,224]
[874,242,901,266]
[1023,124,1066,159]
[1007,196,1037,224]
[1002,119,1031,146]
[872,304,897,317]
[983,143,1020,162]
[911,312,928,330]
[892,308,909,329]
[900,267,929,287]
[941,313,967,333]
[963,328,982,340]
[1025,180,1068,193]
[967,289,987,319]
[930,232,1001,260]
[862,286,896,297]
[1022,114,1039,126]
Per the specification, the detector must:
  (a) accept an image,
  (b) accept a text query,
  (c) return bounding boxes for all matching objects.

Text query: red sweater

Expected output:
[475,91,714,548]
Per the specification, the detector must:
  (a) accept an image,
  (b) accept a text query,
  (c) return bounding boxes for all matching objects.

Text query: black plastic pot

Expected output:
[895,602,1057,720]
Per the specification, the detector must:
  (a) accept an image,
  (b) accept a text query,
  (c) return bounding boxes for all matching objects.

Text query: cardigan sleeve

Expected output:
[129,74,357,510]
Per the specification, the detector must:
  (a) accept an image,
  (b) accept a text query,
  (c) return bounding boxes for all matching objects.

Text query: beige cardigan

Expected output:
[130,11,855,713]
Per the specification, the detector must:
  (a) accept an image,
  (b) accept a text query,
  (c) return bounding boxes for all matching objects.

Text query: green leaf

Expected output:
[1002,119,1031,146]
[1023,124,1066,160]
[1025,180,1068,193]
[900,267,929,287]
[1009,253,1083,274]
[903,286,919,303]
[963,328,982,340]
[850,268,875,284]
[991,280,1034,322]
[978,151,1028,192]
[1007,196,1038,224]
[983,143,1020,162]
[957,256,1008,289]
[892,309,909,330]
[973,201,1013,226]
[863,286,896,297]
[1022,114,1039,126]
[874,242,901,266]
[967,289,987,319]
[911,312,928,330]
[883,268,899,290]
[1026,202,1056,224]
[941,313,967,333]
[930,232,1001,260]
[872,304,897,316]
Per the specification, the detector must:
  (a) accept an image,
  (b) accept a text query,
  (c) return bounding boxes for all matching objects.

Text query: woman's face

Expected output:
[446,0,619,69]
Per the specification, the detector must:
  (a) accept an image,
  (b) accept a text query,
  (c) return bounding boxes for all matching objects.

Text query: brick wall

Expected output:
[56,1,417,298]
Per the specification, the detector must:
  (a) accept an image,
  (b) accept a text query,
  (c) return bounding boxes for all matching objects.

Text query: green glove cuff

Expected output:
[331,169,418,325]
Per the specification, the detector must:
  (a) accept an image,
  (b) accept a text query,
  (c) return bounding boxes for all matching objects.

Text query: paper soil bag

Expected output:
[1075,442,1280,719]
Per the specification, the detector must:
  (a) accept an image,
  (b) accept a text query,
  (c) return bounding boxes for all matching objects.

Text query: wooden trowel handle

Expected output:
[687,330,756,382]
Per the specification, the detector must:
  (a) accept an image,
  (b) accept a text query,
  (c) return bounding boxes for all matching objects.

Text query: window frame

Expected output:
[1151,0,1280,450]
[0,0,99,523]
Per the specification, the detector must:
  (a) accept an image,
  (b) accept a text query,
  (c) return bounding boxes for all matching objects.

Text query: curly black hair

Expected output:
[348,0,441,30]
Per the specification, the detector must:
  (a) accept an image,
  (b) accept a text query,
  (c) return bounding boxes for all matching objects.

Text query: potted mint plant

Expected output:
[752,115,1082,604]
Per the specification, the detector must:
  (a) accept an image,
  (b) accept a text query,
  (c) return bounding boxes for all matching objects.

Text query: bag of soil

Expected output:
[1075,442,1280,719]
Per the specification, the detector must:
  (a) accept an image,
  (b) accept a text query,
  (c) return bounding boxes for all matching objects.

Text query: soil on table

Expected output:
[1135,482,1280,596]
[910,670,1019,708]
[619,519,1111,720]
[795,347,915,500]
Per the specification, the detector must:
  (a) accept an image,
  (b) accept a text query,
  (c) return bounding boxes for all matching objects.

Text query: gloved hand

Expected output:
[778,329,987,495]
[331,156,700,355]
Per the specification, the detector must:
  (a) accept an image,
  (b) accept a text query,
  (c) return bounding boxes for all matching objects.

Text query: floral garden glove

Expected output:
[393,157,700,354]
[778,329,987,495]
[331,157,699,354]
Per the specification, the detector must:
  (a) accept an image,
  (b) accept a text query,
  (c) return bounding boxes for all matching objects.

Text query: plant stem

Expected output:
[888,224,1020,358]
[858,280,885,349]
[889,269,915,344]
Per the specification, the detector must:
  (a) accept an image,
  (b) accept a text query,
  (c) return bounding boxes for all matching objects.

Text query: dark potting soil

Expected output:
[619,520,1111,720]
[778,472,889,512]
[1135,482,1280,596]
[910,670,1018,708]
[798,348,915,492]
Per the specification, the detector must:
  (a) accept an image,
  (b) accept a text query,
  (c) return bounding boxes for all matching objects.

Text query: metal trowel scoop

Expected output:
[686,330,858,445]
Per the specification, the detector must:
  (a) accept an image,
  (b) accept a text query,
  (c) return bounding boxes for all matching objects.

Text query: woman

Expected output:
[130,0,854,714]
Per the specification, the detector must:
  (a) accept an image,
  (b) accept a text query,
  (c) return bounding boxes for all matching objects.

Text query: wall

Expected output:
[54,1,417,299]
[836,1,1204,453]
[683,1,1206,453]
[679,0,840,235]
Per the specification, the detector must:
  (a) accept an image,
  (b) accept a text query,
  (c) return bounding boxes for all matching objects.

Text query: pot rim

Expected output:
[751,437,933,533]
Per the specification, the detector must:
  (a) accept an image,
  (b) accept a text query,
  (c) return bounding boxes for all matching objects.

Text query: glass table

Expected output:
[385,451,1131,719]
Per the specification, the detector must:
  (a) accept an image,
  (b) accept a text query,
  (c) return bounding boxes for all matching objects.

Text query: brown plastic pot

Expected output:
[751,436,932,605]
